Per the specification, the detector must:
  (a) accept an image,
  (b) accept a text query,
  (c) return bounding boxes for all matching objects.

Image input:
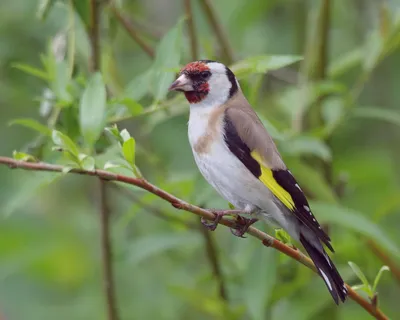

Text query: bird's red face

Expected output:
[169,61,212,104]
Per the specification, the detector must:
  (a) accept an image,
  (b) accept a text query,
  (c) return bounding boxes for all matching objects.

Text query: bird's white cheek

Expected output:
[206,76,231,105]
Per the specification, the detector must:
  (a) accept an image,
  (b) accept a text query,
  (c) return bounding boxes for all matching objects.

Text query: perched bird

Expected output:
[168,60,347,304]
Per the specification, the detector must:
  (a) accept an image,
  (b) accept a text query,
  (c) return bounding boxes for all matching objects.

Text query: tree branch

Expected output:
[109,3,155,59]
[199,0,233,64]
[367,239,400,286]
[99,180,119,320]
[89,0,101,72]
[200,227,228,300]
[184,0,198,61]
[88,1,119,319]
[0,156,389,320]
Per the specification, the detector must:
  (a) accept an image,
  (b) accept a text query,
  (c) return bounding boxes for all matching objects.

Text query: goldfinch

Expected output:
[169,60,347,304]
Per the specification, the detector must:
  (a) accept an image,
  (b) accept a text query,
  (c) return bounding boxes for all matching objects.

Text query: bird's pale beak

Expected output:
[168,74,193,91]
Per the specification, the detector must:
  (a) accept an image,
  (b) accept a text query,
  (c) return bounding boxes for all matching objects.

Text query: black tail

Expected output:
[300,234,347,304]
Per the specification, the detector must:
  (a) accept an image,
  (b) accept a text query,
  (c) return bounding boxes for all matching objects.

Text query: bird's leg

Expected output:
[230,216,258,238]
[201,209,243,231]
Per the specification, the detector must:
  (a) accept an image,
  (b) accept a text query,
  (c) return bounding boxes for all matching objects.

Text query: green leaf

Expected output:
[61,166,74,174]
[72,0,90,27]
[127,233,202,266]
[12,151,37,162]
[328,48,362,78]
[103,160,131,171]
[321,96,344,130]
[363,30,384,72]
[12,63,49,80]
[372,265,390,293]
[122,137,136,167]
[170,286,240,319]
[382,14,400,58]
[230,55,303,78]
[285,161,337,203]
[118,98,144,116]
[152,17,185,101]
[348,261,371,292]
[36,0,56,20]
[104,125,123,144]
[259,116,285,141]
[120,128,131,142]
[79,72,107,147]
[125,69,153,101]
[9,118,52,136]
[243,246,276,320]
[275,229,292,245]
[78,154,95,171]
[80,155,95,171]
[2,172,61,217]
[311,202,400,257]
[271,272,344,320]
[52,60,72,103]
[351,284,367,291]
[280,136,331,161]
[279,81,346,122]
[52,130,79,158]
[352,107,400,127]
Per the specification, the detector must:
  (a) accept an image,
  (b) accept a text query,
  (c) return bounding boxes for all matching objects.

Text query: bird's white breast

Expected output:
[188,105,271,211]
[187,106,213,147]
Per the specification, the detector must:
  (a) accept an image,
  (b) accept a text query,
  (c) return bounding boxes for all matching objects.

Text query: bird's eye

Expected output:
[200,71,210,79]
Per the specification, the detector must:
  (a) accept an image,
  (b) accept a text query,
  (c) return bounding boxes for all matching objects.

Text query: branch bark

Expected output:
[99,181,119,320]
[367,239,400,286]
[89,0,101,72]
[199,0,233,64]
[184,0,198,61]
[109,3,155,58]
[200,227,228,300]
[0,156,389,320]
[88,1,119,319]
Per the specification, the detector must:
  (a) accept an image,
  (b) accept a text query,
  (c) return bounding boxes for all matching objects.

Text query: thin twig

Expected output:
[129,18,163,40]
[0,156,389,320]
[89,1,119,319]
[89,0,101,72]
[199,0,233,64]
[316,0,333,185]
[109,3,154,58]
[367,239,400,286]
[314,0,330,81]
[184,0,198,61]
[200,227,228,300]
[99,181,119,320]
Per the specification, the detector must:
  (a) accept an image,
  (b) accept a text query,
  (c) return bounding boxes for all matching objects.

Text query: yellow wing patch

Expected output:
[251,151,295,210]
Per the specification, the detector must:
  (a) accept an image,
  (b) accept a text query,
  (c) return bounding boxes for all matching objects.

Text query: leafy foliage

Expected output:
[1,0,400,319]
[349,261,390,299]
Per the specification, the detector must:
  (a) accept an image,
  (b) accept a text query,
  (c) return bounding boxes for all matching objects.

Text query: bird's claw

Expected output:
[201,209,242,231]
[200,209,256,236]
[230,216,258,238]
[201,216,221,231]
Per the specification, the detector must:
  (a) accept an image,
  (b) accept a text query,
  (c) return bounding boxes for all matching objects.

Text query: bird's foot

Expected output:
[230,216,258,238]
[201,209,243,231]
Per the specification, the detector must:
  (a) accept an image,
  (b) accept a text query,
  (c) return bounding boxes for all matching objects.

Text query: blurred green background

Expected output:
[0,0,400,319]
